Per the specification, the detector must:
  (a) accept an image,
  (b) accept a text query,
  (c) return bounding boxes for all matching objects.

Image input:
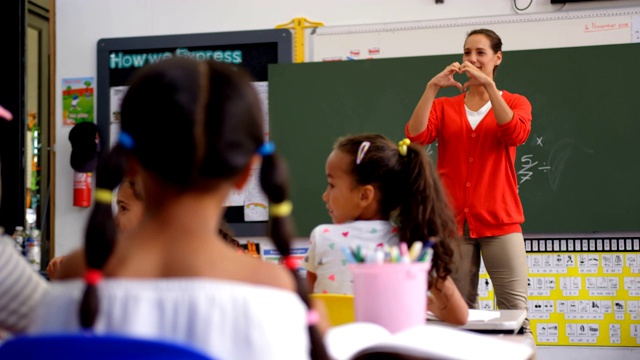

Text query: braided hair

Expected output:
[80,57,327,359]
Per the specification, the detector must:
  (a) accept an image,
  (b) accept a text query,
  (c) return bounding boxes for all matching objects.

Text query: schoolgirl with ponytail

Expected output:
[302,134,469,325]
[28,57,327,360]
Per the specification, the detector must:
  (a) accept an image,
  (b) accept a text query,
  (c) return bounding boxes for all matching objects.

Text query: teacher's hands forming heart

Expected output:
[429,61,493,92]
[458,61,492,90]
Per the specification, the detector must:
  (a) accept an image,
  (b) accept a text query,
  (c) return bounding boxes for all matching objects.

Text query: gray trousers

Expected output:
[451,226,531,333]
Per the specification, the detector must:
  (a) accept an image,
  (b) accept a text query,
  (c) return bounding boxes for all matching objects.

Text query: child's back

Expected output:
[32,227,305,359]
[30,278,307,359]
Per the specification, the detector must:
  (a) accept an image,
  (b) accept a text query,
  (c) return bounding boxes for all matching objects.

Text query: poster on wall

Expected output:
[107,86,128,148]
[263,247,309,278]
[96,29,292,236]
[62,77,94,126]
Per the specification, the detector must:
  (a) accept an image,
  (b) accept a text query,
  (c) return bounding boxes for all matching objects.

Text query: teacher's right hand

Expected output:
[428,62,463,92]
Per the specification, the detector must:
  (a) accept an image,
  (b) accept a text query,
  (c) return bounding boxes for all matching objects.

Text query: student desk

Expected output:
[429,309,527,335]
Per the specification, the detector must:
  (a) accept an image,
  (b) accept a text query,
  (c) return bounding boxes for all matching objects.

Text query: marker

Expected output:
[399,242,410,263]
[408,241,423,262]
[360,246,369,263]
[389,245,399,263]
[374,247,385,264]
[422,248,434,265]
[381,244,389,261]
[341,245,358,264]
[365,248,377,263]
[355,245,363,263]
[417,238,435,261]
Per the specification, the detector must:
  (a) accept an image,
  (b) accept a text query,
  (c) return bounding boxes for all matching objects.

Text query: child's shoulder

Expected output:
[310,223,347,234]
[233,251,298,292]
[311,221,396,238]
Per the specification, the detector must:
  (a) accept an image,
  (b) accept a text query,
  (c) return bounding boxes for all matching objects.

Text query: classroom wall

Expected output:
[54,1,639,358]
[55,0,639,256]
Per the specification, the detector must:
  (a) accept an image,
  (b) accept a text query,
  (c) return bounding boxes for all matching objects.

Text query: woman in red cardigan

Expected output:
[405,29,532,334]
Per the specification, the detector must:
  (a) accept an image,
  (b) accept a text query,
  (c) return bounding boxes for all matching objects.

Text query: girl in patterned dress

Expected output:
[302,134,468,324]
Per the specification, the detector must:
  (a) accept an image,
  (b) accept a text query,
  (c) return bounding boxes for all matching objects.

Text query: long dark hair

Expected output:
[80,57,327,359]
[334,134,459,288]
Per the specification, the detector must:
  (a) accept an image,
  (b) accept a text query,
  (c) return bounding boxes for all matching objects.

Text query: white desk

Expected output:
[428,309,527,334]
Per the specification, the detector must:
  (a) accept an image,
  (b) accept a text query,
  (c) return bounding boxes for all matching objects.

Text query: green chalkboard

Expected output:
[269,43,640,237]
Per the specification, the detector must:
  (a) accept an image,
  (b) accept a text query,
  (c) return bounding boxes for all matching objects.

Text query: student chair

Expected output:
[311,293,355,326]
[0,333,215,360]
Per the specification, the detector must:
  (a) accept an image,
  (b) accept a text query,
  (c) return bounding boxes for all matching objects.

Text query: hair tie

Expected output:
[94,188,113,204]
[258,141,275,156]
[356,141,371,165]
[270,200,292,217]
[398,138,411,156]
[84,269,103,286]
[283,256,299,270]
[307,309,320,326]
[118,131,134,150]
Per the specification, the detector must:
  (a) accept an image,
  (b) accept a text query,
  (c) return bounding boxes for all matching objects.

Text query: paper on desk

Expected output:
[427,309,501,322]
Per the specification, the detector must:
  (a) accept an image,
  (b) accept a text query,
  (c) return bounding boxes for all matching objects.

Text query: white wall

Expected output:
[54,1,640,359]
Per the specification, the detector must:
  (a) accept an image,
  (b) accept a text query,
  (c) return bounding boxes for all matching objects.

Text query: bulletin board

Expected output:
[96,29,292,236]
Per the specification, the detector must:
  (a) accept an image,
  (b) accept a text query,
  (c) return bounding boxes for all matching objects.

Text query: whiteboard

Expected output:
[311,6,640,61]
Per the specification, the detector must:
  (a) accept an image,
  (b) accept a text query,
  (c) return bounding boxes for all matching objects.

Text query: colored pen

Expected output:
[399,242,410,263]
[422,248,434,265]
[408,241,423,262]
[374,247,385,264]
[389,245,399,263]
[364,247,377,263]
[341,245,358,264]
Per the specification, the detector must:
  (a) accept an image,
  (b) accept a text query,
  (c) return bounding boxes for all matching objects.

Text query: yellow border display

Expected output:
[481,238,640,346]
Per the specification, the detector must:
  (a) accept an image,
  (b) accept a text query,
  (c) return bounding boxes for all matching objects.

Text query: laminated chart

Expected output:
[478,259,496,312]
[478,236,640,346]
[526,237,640,346]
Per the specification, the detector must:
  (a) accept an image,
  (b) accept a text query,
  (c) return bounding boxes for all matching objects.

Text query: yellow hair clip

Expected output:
[270,200,293,217]
[398,138,411,156]
[94,188,113,204]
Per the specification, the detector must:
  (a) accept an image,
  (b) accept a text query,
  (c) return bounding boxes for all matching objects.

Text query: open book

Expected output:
[325,322,533,360]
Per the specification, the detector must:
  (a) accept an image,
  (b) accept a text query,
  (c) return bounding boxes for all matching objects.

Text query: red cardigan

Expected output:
[406,91,532,238]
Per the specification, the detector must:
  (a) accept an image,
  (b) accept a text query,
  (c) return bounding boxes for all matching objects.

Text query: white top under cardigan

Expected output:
[28,278,310,360]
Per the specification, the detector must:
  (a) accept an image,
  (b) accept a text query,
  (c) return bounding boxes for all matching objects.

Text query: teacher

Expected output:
[405,29,532,333]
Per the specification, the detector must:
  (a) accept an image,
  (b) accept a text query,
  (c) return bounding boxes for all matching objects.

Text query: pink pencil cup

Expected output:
[349,262,430,333]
